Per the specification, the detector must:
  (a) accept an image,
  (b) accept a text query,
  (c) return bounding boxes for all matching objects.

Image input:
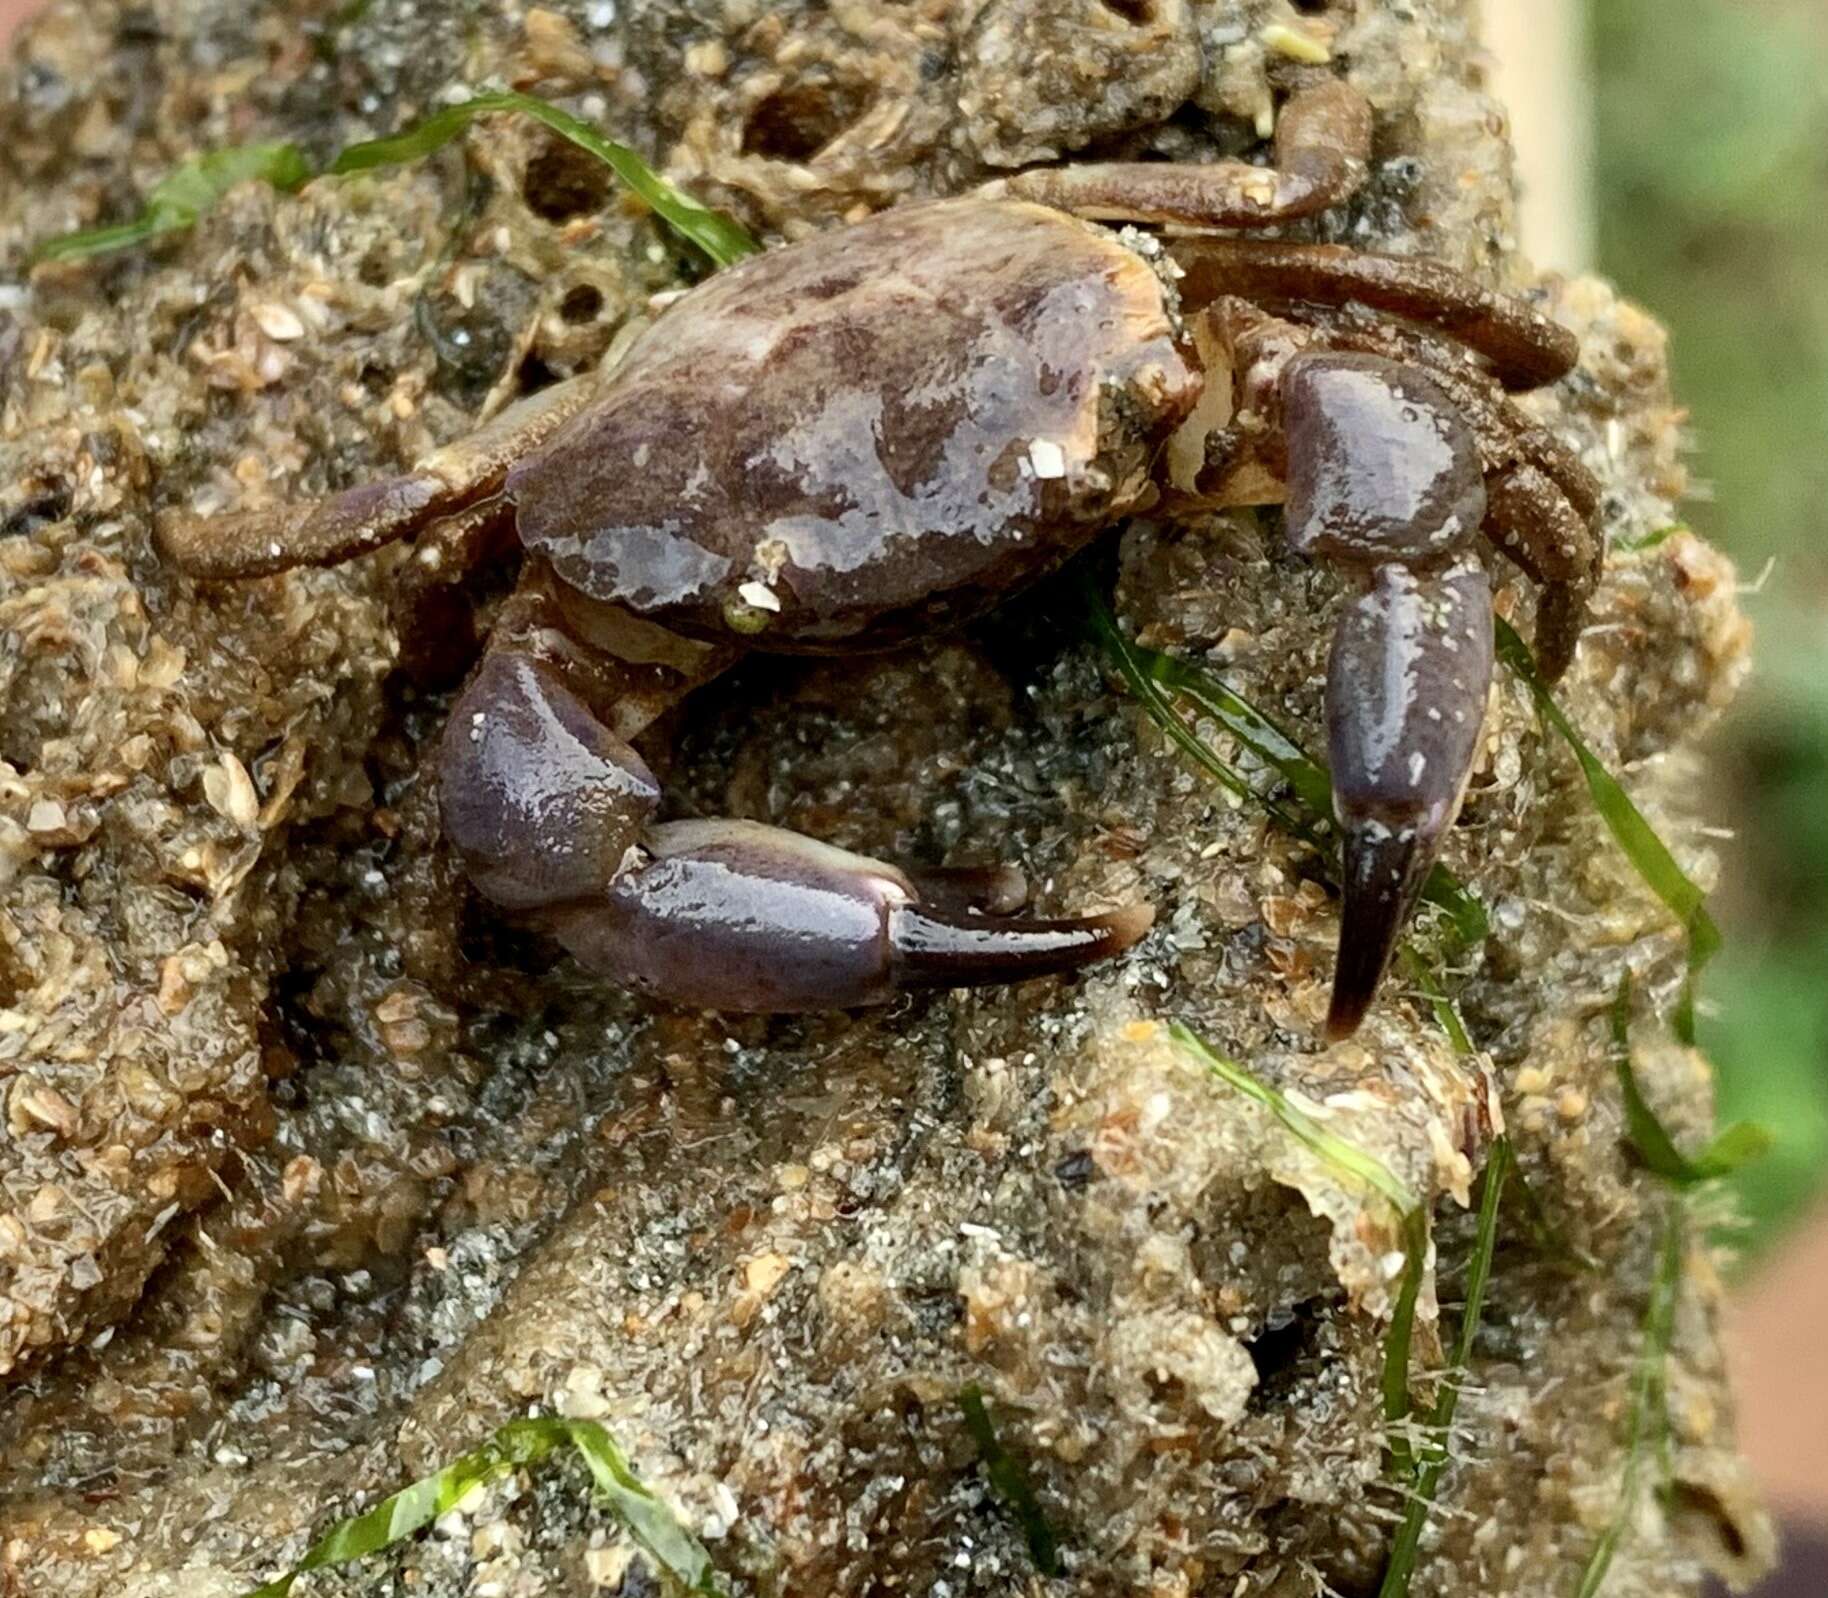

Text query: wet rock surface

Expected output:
[0,2,1771,1594]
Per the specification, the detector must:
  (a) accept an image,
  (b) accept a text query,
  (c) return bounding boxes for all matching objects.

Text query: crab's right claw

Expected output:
[1323,559,1495,1040]
[547,819,1152,1015]
[890,899,1154,995]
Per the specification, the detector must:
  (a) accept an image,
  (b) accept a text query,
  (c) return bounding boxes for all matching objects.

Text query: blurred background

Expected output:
[2,0,1822,1580]
[1490,2,1828,1567]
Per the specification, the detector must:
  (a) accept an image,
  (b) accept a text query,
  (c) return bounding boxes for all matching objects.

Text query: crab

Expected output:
[158,78,1600,1039]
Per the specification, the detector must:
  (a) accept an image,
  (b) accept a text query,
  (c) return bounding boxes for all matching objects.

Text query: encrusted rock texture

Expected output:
[0,1,1774,1595]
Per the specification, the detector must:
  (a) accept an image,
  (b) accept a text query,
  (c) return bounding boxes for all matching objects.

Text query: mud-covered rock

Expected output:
[0,2,1772,1595]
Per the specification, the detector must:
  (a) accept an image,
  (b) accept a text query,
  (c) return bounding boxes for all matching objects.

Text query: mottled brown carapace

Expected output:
[515,198,1198,645]
[158,80,1597,1036]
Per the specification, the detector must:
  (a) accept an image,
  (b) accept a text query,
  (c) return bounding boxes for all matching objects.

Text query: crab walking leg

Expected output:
[1482,461,1598,681]
[980,80,1372,228]
[1168,238,1580,392]
[1280,352,1497,1039]
[440,623,1151,1014]
[157,334,639,579]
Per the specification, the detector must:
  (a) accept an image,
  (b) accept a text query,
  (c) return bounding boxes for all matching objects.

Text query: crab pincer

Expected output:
[439,631,1153,1015]
[548,821,1154,1014]
[1280,354,1497,1039]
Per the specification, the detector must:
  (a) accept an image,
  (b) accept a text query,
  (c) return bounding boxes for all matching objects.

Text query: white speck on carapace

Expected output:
[1029,439,1067,479]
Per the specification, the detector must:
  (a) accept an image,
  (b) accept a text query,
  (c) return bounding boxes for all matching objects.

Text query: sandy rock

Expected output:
[0,1,1771,1594]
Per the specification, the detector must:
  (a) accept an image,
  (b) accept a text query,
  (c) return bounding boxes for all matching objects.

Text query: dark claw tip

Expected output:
[890,901,1154,991]
[1326,822,1438,1042]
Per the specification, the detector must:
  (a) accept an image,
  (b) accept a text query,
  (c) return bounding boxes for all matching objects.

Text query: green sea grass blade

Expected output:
[1376,1137,1512,1598]
[37,142,314,262]
[958,1387,1063,1575]
[1617,523,1686,553]
[242,1415,719,1598]
[1084,585,1319,836]
[1571,1210,1684,1598]
[329,91,758,267]
[1495,618,1721,1041]
[38,92,756,269]
[1611,978,1772,1185]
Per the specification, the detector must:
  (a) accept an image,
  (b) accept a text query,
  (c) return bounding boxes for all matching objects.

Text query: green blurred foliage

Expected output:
[1594,0,1828,1253]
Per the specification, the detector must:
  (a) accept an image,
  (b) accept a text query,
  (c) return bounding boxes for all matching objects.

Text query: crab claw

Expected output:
[1324,558,1495,1040]
[890,900,1154,993]
[1278,352,1497,1038]
[546,820,1151,1014]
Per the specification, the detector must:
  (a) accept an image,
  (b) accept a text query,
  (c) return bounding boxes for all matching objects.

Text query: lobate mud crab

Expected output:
[160,78,1601,1039]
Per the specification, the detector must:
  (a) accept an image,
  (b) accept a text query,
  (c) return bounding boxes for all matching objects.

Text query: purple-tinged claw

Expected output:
[546,819,1150,1014]
[889,901,1154,992]
[1277,351,1497,1036]
[1282,354,1487,567]
[1325,558,1495,1040]
[1327,821,1441,1042]
[440,652,660,915]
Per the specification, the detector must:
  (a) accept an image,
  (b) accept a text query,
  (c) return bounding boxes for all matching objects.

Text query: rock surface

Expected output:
[0,1,1771,1594]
